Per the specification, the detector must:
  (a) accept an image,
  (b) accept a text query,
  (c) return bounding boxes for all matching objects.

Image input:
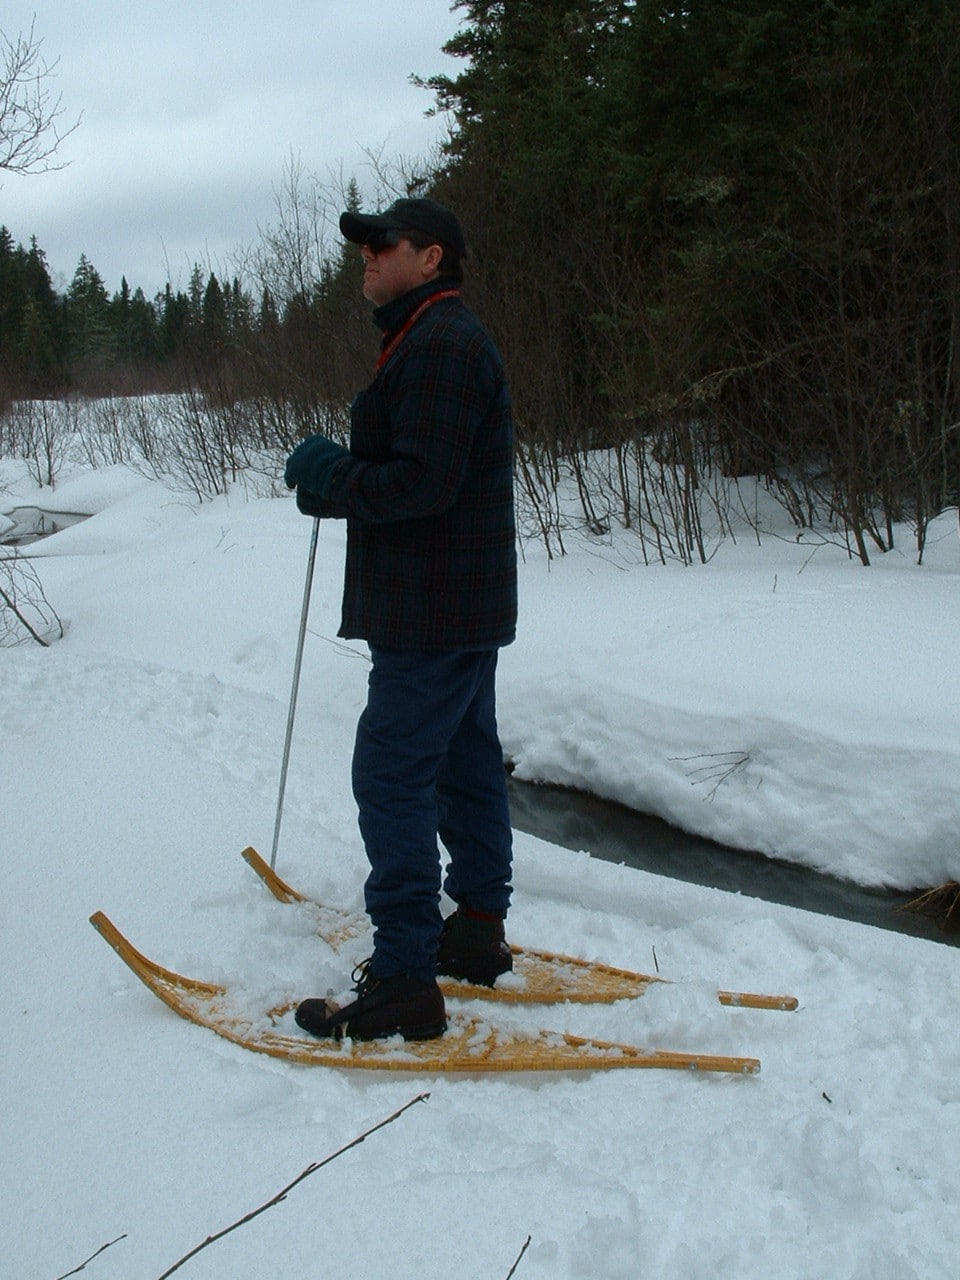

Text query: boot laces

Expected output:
[351,958,378,995]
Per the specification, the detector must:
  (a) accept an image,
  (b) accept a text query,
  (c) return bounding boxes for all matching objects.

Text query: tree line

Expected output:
[423,0,960,562]
[0,227,286,400]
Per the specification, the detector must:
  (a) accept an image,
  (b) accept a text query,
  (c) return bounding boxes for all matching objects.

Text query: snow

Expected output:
[3,457,959,1279]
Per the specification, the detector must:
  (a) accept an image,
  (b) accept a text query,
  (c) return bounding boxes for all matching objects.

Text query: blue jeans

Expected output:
[352,647,513,982]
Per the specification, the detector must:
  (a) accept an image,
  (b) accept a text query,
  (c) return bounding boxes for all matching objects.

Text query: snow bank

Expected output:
[3,457,959,1278]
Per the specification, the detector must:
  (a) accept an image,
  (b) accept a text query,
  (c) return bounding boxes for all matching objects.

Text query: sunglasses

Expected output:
[363,228,403,254]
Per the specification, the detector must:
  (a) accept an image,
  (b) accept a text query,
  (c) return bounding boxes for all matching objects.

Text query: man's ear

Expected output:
[422,243,444,275]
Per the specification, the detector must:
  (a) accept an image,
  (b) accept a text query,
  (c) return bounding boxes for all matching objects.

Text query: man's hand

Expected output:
[284,434,350,498]
[295,487,326,517]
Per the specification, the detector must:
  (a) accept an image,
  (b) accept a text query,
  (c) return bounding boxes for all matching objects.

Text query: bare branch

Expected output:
[671,751,752,801]
[0,17,81,175]
[53,1234,128,1280]
[0,549,64,646]
[505,1235,533,1279]
[154,1092,430,1280]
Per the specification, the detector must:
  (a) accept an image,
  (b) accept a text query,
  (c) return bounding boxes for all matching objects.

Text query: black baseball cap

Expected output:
[339,197,467,257]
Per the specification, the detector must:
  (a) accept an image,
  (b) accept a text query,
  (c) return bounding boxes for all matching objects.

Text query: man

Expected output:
[283,197,517,1042]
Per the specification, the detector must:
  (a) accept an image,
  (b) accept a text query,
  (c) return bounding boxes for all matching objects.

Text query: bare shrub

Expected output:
[0,549,64,645]
[3,399,70,487]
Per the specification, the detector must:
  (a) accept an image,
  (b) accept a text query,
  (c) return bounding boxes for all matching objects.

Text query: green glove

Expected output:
[284,434,350,498]
[295,487,326,517]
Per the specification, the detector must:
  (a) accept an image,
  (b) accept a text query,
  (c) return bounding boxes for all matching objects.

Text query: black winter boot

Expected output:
[437,906,513,987]
[295,961,447,1042]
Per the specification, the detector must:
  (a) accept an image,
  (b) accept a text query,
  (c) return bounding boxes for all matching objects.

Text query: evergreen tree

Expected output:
[187,263,206,332]
[111,277,134,362]
[258,286,279,336]
[201,273,228,352]
[0,230,63,394]
[128,286,159,362]
[109,278,159,364]
[157,284,190,360]
[0,226,20,356]
[65,254,113,366]
[17,295,58,391]
[224,277,253,342]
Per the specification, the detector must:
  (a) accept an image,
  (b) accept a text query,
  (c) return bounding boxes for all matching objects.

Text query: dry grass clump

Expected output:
[899,881,960,930]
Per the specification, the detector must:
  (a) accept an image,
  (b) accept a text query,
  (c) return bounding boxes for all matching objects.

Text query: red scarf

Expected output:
[376,289,460,371]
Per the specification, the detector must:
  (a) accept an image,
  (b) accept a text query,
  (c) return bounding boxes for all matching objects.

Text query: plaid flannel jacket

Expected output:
[323,280,517,651]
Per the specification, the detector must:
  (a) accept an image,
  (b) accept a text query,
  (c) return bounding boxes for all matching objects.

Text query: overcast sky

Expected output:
[2,2,463,298]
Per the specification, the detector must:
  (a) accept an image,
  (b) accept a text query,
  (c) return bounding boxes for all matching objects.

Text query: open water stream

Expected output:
[508,775,958,949]
[0,505,89,546]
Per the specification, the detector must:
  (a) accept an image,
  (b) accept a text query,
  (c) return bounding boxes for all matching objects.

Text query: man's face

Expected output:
[360,235,442,306]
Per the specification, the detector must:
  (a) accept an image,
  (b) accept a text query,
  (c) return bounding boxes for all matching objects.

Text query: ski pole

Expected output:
[270,515,319,870]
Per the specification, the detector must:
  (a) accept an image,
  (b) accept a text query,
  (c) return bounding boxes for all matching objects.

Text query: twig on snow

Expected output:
[0,549,64,646]
[154,1092,430,1280]
[52,1234,128,1279]
[505,1235,532,1279]
[671,750,751,800]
